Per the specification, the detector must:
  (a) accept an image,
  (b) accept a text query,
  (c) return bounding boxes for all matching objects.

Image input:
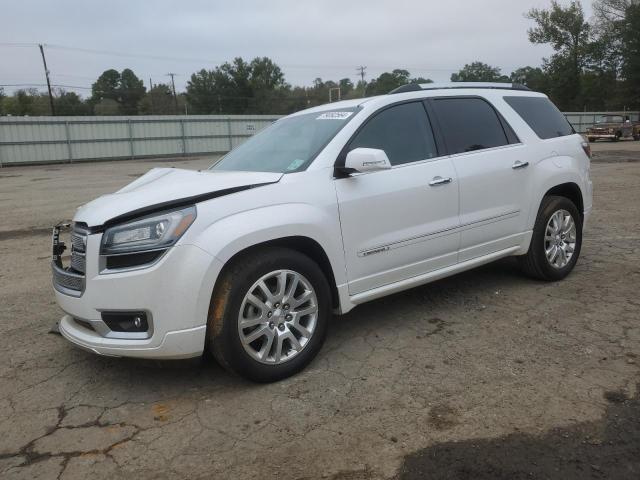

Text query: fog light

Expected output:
[102,312,149,333]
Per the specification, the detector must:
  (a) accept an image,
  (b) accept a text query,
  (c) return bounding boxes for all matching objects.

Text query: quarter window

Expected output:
[348,102,438,166]
[504,96,574,139]
[431,97,510,154]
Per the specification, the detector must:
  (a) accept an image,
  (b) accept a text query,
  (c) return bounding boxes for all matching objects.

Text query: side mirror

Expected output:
[343,148,392,174]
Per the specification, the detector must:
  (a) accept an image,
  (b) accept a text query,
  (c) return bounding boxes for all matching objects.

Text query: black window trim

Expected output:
[425,95,521,157]
[333,98,444,177]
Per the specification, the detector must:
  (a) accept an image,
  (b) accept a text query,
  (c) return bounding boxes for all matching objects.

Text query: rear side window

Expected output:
[348,102,438,166]
[430,98,510,154]
[504,96,574,139]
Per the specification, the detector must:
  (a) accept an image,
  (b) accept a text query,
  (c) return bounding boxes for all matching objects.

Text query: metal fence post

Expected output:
[64,121,73,163]
[226,117,233,152]
[127,119,134,158]
[180,119,187,156]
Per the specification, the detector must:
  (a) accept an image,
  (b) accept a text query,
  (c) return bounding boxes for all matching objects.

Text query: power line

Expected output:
[0,83,92,90]
[16,43,459,72]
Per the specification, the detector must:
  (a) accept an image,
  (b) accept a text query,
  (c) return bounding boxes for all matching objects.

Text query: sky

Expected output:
[0,0,595,96]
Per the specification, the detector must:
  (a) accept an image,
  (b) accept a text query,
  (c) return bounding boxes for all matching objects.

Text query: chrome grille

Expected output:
[70,251,86,273]
[70,226,87,274]
[52,223,88,296]
[71,232,86,253]
[52,263,85,294]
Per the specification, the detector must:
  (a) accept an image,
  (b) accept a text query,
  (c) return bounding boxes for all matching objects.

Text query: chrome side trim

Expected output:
[358,210,520,257]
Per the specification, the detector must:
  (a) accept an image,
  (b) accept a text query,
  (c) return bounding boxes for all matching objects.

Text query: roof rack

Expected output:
[389,82,531,94]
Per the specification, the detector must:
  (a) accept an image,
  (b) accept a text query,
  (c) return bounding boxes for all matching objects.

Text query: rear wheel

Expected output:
[518,195,582,281]
[207,247,330,382]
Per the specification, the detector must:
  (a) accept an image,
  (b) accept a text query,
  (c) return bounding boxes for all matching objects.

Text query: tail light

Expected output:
[581,141,591,159]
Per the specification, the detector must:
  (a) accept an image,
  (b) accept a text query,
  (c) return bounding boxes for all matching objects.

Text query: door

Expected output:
[428,96,533,262]
[334,101,460,295]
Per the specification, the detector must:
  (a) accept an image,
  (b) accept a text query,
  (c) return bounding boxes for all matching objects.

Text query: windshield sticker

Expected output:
[286,159,305,171]
[316,111,353,120]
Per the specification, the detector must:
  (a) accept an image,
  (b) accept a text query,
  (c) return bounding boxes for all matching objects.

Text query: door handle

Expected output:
[512,161,529,170]
[429,176,452,186]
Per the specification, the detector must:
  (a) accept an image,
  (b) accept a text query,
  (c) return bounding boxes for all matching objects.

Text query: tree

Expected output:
[139,84,176,115]
[365,69,433,96]
[0,87,5,115]
[94,99,121,115]
[119,69,146,115]
[619,2,640,108]
[526,1,592,109]
[1,89,50,116]
[249,57,288,113]
[338,78,354,98]
[186,69,219,114]
[54,90,90,115]
[91,69,121,104]
[89,68,146,115]
[510,66,550,91]
[451,62,509,82]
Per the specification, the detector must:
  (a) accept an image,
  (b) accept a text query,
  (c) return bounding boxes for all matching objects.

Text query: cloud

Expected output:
[1,0,590,95]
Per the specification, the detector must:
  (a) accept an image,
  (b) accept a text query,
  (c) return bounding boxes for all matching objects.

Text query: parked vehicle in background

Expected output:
[52,82,593,382]
[586,114,640,142]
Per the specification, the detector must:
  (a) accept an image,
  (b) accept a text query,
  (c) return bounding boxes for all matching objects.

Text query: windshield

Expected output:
[210,108,359,173]
[597,115,624,123]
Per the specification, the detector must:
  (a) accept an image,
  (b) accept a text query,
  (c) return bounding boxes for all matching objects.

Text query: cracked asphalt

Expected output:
[1,142,639,479]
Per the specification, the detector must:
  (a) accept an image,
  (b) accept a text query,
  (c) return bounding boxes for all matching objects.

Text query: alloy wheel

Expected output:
[544,209,577,269]
[237,269,318,365]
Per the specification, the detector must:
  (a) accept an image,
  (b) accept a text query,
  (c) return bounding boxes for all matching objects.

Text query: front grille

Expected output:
[52,264,85,293]
[52,223,88,296]
[71,232,86,253]
[70,251,86,273]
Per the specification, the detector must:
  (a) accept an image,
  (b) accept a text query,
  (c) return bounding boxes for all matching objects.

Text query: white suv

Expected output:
[52,82,593,382]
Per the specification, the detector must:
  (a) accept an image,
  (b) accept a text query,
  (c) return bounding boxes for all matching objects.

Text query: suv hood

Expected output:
[74,168,283,227]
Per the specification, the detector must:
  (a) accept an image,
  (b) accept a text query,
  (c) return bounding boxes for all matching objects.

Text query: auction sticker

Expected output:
[316,111,353,120]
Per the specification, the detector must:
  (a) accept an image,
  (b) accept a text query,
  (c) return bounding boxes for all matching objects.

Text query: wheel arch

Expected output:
[543,182,584,221]
[216,236,341,310]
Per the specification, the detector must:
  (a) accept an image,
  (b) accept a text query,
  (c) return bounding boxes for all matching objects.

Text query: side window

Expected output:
[349,102,438,166]
[431,98,509,154]
[504,96,574,139]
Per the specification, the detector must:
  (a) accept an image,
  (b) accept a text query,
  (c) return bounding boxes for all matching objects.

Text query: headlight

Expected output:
[101,206,196,255]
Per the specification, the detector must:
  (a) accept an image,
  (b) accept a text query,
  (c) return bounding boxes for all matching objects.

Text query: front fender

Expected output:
[192,203,347,287]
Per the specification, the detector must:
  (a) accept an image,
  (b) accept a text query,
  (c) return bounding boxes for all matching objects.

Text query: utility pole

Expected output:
[166,73,178,114]
[38,44,55,115]
[356,66,367,97]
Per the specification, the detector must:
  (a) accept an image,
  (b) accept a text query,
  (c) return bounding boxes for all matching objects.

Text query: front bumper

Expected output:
[54,238,223,359]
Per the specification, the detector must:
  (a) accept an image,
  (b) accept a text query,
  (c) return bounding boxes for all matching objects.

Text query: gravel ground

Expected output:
[0,143,639,479]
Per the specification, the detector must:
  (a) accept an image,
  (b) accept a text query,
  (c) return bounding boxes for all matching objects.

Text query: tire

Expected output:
[612,132,621,142]
[518,195,582,281]
[206,247,331,382]
[634,134,640,141]
[587,137,595,143]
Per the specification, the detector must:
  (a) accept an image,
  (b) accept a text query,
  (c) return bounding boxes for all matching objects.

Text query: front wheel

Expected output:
[518,195,582,281]
[207,247,331,382]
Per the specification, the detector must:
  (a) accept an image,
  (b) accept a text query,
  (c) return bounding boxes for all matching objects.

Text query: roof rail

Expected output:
[389,82,531,94]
